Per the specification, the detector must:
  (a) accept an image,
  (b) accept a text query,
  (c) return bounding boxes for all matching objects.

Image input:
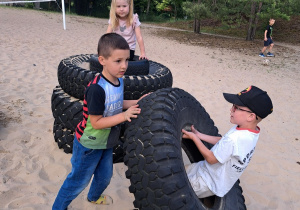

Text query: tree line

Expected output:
[33,0,300,41]
[180,0,297,40]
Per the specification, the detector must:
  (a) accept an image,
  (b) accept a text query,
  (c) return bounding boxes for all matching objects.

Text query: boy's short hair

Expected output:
[97,33,130,58]
[223,86,273,119]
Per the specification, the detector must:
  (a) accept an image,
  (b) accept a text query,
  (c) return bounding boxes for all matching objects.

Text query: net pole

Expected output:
[61,0,66,30]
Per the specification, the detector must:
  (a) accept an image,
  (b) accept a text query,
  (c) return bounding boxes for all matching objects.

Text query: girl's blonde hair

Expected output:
[109,0,134,30]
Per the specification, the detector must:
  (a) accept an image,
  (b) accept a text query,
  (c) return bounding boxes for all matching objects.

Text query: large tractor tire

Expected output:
[53,118,125,163]
[51,86,83,132]
[53,119,74,154]
[57,54,172,100]
[124,88,246,210]
[51,86,125,163]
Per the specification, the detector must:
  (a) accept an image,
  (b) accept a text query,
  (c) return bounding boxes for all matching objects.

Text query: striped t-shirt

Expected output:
[75,74,124,149]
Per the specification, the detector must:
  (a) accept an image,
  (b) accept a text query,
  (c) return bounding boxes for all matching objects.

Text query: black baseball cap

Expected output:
[223,86,273,119]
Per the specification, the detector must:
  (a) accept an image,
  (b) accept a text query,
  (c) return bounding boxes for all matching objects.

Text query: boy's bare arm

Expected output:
[264,30,268,41]
[195,132,222,145]
[193,137,219,165]
[123,100,138,109]
[90,93,152,129]
[191,125,221,145]
[90,105,141,129]
[123,93,151,109]
[182,129,219,165]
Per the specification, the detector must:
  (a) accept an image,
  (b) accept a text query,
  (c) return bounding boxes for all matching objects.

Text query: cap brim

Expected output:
[223,93,245,106]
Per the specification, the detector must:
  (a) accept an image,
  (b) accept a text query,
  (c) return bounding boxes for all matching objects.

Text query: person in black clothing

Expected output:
[259,18,275,57]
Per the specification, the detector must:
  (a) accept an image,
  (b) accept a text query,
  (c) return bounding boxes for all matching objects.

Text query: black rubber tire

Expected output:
[123,88,246,210]
[57,54,96,100]
[89,54,150,76]
[53,118,126,163]
[51,86,83,132]
[88,54,102,72]
[57,54,173,100]
[51,86,126,163]
[53,119,75,154]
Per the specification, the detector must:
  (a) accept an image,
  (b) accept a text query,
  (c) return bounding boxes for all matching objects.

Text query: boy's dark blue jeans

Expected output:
[52,135,113,210]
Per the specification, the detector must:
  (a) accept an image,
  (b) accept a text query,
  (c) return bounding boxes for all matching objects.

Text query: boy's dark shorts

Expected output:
[264,38,274,46]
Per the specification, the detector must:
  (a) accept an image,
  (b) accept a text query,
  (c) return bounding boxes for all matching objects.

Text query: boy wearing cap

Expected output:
[182,86,273,198]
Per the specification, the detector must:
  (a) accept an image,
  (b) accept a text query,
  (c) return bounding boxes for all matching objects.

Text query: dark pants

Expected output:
[264,38,273,46]
[130,50,135,61]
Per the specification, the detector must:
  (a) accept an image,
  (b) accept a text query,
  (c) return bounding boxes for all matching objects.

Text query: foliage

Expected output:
[182,2,211,20]
[259,0,290,22]
[24,3,34,9]
[9,0,300,21]
[139,13,170,22]
[6,0,300,40]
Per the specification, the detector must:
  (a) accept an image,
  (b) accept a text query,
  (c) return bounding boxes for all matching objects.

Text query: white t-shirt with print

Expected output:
[108,14,141,50]
[187,125,260,197]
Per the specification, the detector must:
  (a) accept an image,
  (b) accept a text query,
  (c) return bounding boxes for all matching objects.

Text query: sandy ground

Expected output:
[0,7,299,210]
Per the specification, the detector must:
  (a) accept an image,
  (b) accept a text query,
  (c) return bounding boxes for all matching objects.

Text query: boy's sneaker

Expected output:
[267,52,275,57]
[259,53,265,57]
[88,194,113,205]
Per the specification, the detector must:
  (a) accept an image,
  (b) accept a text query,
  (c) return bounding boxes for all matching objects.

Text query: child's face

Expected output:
[99,49,130,80]
[229,104,256,125]
[115,0,130,19]
[269,19,275,25]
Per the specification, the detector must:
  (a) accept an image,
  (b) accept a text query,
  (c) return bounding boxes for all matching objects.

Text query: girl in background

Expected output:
[107,0,147,60]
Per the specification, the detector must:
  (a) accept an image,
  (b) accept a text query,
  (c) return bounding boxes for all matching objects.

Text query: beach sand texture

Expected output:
[0,7,299,210]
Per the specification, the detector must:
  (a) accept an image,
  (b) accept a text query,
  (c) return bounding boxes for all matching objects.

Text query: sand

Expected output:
[0,7,299,210]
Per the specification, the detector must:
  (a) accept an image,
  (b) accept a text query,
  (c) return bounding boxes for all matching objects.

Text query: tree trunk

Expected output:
[146,0,151,15]
[251,2,263,40]
[34,2,40,9]
[194,0,201,33]
[194,19,201,33]
[246,1,256,41]
[174,4,177,20]
[212,0,217,7]
[246,1,263,41]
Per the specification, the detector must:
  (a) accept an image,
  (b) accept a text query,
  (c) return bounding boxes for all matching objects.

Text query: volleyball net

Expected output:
[0,0,66,30]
